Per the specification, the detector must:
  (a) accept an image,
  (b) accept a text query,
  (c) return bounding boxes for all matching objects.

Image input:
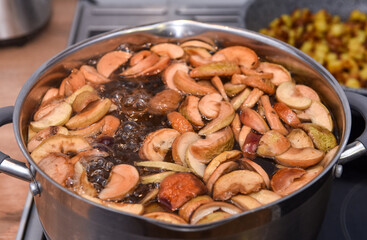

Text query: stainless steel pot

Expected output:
[1,20,367,240]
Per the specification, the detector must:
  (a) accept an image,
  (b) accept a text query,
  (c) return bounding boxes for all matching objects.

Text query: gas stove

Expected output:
[16,1,367,239]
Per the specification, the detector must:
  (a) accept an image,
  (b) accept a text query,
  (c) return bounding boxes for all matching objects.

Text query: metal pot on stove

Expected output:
[1,20,367,240]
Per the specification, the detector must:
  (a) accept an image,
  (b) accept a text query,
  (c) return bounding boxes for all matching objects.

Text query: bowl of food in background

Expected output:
[244,0,367,94]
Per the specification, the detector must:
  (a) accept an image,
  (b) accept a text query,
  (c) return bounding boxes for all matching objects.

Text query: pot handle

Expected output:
[0,106,33,182]
[339,91,367,166]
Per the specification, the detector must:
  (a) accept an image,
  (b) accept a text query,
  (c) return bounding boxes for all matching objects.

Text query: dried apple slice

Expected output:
[242,131,262,159]
[185,147,207,178]
[238,125,251,149]
[168,111,194,134]
[212,46,259,69]
[31,135,91,163]
[65,85,95,105]
[276,81,312,110]
[162,63,189,91]
[275,147,325,168]
[198,93,222,119]
[198,102,235,136]
[190,202,241,224]
[190,127,234,164]
[238,158,270,189]
[151,43,184,59]
[139,128,180,161]
[183,47,212,58]
[66,98,111,129]
[30,102,72,131]
[231,114,241,142]
[174,70,217,96]
[172,132,200,166]
[319,145,339,167]
[180,40,216,51]
[248,190,281,205]
[134,161,191,172]
[240,108,269,134]
[72,91,100,113]
[257,130,291,158]
[144,212,187,224]
[224,83,246,97]
[256,62,291,86]
[287,129,314,148]
[140,171,176,184]
[190,61,241,78]
[73,162,98,197]
[261,95,288,135]
[38,153,74,186]
[28,126,69,152]
[179,195,213,222]
[203,150,242,183]
[213,170,264,200]
[206,161,239,193]
[296,85,320,101]
[99,164,139,200]
[211,76,229,101]
[97,51,131,77]
[303,101,333,131]
[179,95,204,127]
[158,172,207,211]
[148,89,182,115]
[121,53,160,77]
[273,102,301,127]
[299,123,337,152]
[240,88,264,109]
[80,65,110,84]
[41,88,59,104]
[231,88,251,111]
[240,76,275,95]
[231,194,262,210]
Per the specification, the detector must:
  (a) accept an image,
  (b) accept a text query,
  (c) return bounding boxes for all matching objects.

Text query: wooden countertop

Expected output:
[0,0,77,239]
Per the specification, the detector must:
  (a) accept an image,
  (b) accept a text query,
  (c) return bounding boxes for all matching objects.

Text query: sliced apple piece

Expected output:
[30,102,72,131]
[134,161,191,172]
[180,40,216,52]
[138,128,180,161]
[275,147,325,168]
[198,93,223,119]
[304,101,333,131]
[199,102,235,136]
[130,50,151,66]
[65,85,95,105]
[287,129,314,148]
[248,189,281,205]
[238,158,270,189]
[213,170,264,201]
[206,161,239,193]
[28,126,69,152]
[41,88,59,104]
[190,61,241,78]
[168,111,194,134]
[190,127,234,164]
[31,135,91,163]
[99,164,139,200]
[296,85,320,101]
[224,83,246,97]
[240,67,274,79]
[151,43,184,59]
[73,162,98,197]
[257,130,291,158]
[299,123,337,152]
[212,46,259,69]
[179,195,213,222]
[203,150,242,183]
[179,95,204,127]
[66,98,111,129]
[238,125,252,149]
[72,91,100,113]
[140,171,176,184]
[144,212,187,224]
[38,153,74,186]
[121,53,160,77]
[256,62,291,86]
[142,55,171,76]
[242,131,262,159]
[172,132,201,166]
[231,114,241,143]
[183,47,212,58]
[190,202,241,224]
[174,70,217,96]
[148,89,182,115]
[196,211,231,225]
[162,63,189,91]
[97,50,131,77]
[102,201,144,215]
[185,147,207,178]
[261,95,288,135]
[240,88,264,109]
[231,194,262,210]
[240,76,275,95]
[276,81,312,110]
[231,88,251,111]
[273,102,301,127]
[158,172,207,211]
[319,145,339,167]
[80,65,110,84]
[211,76,229,101]
[240,107,269,134]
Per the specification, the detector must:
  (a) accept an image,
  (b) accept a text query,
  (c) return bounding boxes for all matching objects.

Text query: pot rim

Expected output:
[12,20,352,229]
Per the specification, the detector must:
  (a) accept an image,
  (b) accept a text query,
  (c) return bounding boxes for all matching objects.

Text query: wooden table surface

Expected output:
[0,1,77,239]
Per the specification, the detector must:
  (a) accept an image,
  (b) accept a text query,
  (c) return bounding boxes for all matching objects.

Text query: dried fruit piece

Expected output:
[248,190,281,205]
[273,102,301,127]
[238,158,270,189]
[139,128,180,161]
[38,153,74,186]
[242,131,262,159]
[190,61,241,78]
[261,95,288,135]
[198,93,223,119]
[179,195,213,222]
[151,43,184,59]
[28,126,69,152]
[174,70,217,96]
[99,164,139,200]
[231,194,262,210]
[296,85,320,101]
[224,83,246,97]
[299,123,337,152]
[240,108,269,134]
[206,161,239,193]
[276,82,312,110]
[180,40,216,51]
[256,62,291,86]
[30,102,72,131]
[179,95,205,127]
[212,46,259,69]
[134,161,191,172]
[275,147,325,168]
[172,132,201,166]
[162,63,189,91]
[97,51,131,77]
[190,202,241,224]
[211,76,229,101]
[303,101,333,131]
[148,89,182,115]
[168,111,194,133]
[158,172,207,211]
[240,88,264,109]
[240,76,275,95]
[257,130,291,158]
[72,91,100,113]
[80,65,110,84]
[144,212,187,224]
[121,53,160,77]
[140,171,176,184]
[287,129,314,149]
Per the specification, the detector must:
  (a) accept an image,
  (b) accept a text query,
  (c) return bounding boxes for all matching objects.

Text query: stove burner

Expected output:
[341,180,367,240]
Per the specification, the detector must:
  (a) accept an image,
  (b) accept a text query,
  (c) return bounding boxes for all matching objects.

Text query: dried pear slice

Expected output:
[140,171,176,184]
[276,81,312,110]
[30,102,72,131]
[190,61,241,78]
[299,123,337,152]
